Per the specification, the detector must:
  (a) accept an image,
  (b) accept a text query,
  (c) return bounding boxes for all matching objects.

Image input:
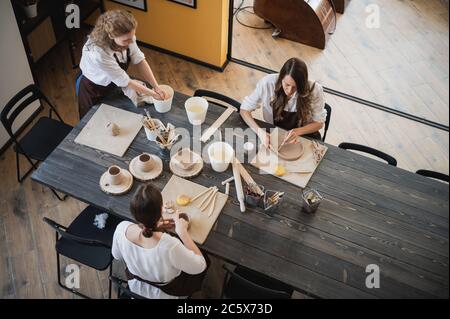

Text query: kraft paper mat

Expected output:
[251,129,328,189]
[74,104,143,157]
[161,176,228,245]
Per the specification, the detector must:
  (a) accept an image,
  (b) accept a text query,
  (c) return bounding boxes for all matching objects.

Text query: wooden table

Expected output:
[32,91,449,299]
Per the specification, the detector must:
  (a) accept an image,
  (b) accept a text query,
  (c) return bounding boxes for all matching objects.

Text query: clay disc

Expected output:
[277,142,304,161]
[273,131,304,161]
[100,169,133,195]
[169,151,204,178]
[129,154,163,181]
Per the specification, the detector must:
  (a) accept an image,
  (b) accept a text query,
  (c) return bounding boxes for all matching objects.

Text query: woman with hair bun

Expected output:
[112,183,206,299]
[78,10,168,118]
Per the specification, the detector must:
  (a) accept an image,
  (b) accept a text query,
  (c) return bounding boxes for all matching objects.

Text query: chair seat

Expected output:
[16,117,72,161]
[223,266,293,299]
[56,206,123,271]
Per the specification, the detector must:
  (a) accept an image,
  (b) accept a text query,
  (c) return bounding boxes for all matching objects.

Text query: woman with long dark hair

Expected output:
[240,58,327,147]
[112,183,206,299]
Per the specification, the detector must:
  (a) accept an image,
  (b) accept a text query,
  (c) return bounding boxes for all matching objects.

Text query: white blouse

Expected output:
[80,36,145,88]
[241,73,327,125]
[112,221,207,299]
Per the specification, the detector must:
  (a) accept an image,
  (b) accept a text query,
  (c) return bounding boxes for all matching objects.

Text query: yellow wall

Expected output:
[104,0,230,68]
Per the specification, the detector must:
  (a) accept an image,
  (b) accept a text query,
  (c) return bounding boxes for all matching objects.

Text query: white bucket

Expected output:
[153,85,174,113]
[208,142,234,173]
[185,97,208,125]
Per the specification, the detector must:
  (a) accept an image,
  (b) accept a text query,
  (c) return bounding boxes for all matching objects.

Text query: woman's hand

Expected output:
[174,211,189,236]
[154,86,169,100]
[282,130,300,145]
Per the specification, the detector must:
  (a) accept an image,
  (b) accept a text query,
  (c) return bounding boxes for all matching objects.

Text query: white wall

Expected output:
[0,0,39,150]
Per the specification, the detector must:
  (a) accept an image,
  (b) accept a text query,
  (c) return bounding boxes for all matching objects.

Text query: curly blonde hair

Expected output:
[89,10,137,51]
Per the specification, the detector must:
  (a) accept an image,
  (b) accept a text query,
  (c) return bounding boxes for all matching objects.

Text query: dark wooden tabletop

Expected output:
[32,91,449,299]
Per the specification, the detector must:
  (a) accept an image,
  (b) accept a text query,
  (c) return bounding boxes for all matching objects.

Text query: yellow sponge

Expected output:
[274,165,286,177]
[176,195,191,206]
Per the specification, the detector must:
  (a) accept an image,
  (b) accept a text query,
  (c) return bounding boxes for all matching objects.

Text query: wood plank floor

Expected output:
[233,0,449,126]
[0,0,448,298]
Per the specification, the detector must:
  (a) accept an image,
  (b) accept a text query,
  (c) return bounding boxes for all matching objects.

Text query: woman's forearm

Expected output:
[293,122,324,136]
[127,79,154,95]
[240,109,262,134]
[178,231,203,257]
[136,59,159,88]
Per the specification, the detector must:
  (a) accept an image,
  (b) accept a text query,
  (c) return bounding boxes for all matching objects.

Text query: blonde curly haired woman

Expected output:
[78,10,168,118]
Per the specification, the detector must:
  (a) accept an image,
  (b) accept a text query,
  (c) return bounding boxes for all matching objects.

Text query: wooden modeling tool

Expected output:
[232,157,246,213]
[200,107,236,143]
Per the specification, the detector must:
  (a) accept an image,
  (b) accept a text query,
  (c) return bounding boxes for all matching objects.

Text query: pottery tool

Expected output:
[200,188,219,212]
[208,192,218,217]
[235,161,264,196]
[196,187,218,210]
[176,186,215,207]
[200,107,236,143]
[221,176,234,185]
[232,158,246,213]
[266,191,285,207]
[225,182,230,195]
[190,187,215,204]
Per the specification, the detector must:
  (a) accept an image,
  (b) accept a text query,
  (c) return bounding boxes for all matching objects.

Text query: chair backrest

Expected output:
[416,170,449,183]
[43,217,111,248]
[75,72,83,97]
[323,103,332,142]
[1,84,63,138]
[338,142,398,166]
[221,265,292,299]
[109,276,148,299]
[194,89,241,110]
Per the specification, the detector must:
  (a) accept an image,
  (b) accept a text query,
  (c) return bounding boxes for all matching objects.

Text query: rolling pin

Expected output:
[232,157,246,213]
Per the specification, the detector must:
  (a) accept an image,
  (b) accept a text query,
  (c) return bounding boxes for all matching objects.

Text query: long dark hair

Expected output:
[270,58,315,126]
[130,183,163,238]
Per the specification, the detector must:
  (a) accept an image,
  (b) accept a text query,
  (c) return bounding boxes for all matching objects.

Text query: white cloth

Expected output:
[122,79,153,107]
[241,73,327,125]
[112,221,207,299]
[80,36,146,87]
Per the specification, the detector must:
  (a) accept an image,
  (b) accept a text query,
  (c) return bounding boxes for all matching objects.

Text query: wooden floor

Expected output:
[0,0,448,298]
[233,0,449,125]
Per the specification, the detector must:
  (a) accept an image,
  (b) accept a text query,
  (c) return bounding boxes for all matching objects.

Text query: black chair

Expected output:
[194,89,241,110]
[322,103,332,142]
[109,276,148,299]
[43,206,123,299]
[338,142,398,166]
[0,84,73,200]
[416,170,449,183]
[221,265,293,299]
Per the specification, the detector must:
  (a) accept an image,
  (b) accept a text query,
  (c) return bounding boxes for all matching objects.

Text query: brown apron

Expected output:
[78,48,131,119]
[274,110,322,140]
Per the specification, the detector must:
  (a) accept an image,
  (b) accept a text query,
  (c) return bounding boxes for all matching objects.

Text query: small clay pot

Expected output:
[136,153,154,172]
[107,122,120,136]
[107,166,123,186]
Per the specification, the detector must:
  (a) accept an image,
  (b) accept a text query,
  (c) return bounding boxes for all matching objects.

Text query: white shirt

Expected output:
[80,36,146,87]
[112,221,207,299]
[241,74,327,125]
